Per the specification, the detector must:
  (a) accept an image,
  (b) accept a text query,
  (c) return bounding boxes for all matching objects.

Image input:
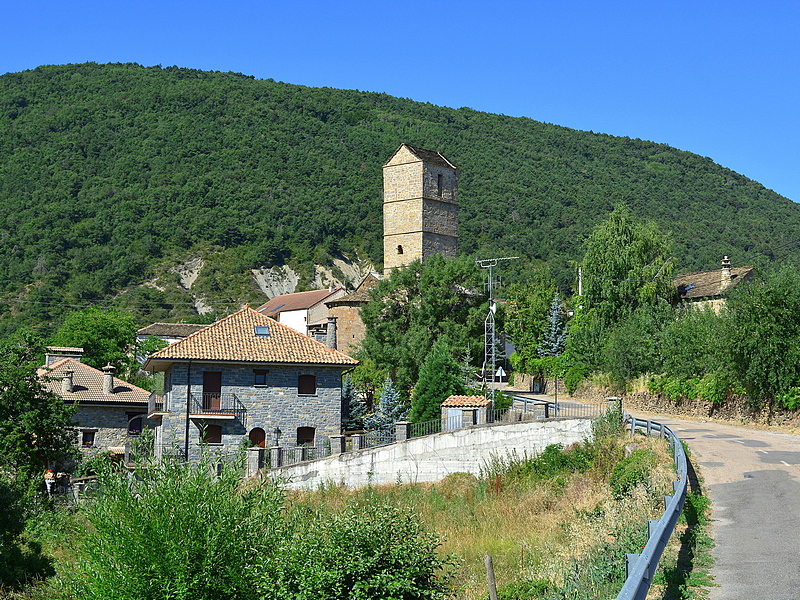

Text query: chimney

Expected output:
[62,370,74,394]
[721,256,732,290]
[326,316,338,350]
[45,346,84,367]
[102,365,116,395]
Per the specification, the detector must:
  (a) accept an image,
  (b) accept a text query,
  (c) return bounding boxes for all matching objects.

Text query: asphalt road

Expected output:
[634,414,800,600]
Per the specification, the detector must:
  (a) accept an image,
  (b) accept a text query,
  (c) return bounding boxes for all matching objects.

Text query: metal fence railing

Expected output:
[616,414,688,600]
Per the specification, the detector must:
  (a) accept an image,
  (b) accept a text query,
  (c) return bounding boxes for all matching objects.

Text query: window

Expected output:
[81,430,96,447]
[298,374,316,395]
[397,245,404,255]
[254,325,270,337]
[127,412,144,436]
[254,369,268,386]
[201,424,222,444]
[297,427,315,446]
[437,173,443,197]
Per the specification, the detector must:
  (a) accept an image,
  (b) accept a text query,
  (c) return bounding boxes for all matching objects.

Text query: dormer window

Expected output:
[254,325,270,337]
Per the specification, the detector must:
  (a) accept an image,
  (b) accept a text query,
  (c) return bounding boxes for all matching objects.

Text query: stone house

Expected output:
[143,306,358,461]
[255,287,346,336]
[324,272,382,357]
[38,347,150,457]
[674,256,755,312]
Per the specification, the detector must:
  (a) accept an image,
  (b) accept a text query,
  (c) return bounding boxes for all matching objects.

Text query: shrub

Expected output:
[268,501,452,600]
[609,449,657,499]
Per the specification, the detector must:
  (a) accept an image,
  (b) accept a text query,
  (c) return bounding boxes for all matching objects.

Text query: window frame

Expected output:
[298,374,317,395]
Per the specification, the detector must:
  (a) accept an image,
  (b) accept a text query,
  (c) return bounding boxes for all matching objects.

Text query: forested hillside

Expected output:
[2,62,798,335]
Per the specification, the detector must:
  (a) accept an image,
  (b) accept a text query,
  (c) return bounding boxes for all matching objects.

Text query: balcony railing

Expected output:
[190,393,246,420]
[148,393,165,415]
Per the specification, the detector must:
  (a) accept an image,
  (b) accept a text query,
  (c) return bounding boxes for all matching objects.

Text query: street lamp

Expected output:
[273,427,282,447]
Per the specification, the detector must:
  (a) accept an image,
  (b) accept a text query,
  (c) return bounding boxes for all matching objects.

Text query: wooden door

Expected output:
[203,371,222,410]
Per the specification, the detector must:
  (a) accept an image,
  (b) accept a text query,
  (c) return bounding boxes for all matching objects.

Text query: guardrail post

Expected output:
[544,403,550,418]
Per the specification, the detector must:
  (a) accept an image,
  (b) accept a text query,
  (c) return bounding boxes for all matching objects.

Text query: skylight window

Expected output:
[254,325,270,337]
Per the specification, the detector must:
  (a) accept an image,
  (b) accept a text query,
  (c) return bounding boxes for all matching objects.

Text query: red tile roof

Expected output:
[143,306,358,369]
[256,288,343,317]
[39,359,150,405]
[442,395,491,407]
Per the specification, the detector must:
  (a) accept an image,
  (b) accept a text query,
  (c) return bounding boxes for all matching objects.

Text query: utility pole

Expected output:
[475,256,518,410]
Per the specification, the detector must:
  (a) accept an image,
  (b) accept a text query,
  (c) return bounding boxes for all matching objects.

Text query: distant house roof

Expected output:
[136,323,208,338]
[384,143,458,170]
[442,395,491,408]
[256,288,344,318]
[674,259,754,300]
[326,273,382,306]
[39,359,150,405]
[143,306,358,370]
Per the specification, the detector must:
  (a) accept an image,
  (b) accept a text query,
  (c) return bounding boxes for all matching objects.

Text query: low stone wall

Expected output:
[267,418,594,490]
[572,383,800,428]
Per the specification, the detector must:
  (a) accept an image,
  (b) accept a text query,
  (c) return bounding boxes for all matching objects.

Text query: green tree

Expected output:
[538,292,567,357]
[0,330,77,586]
[360,255,487,394]
[0,331,78,500]
[581,203,675,327]
[409,340,465,423]
[504,270,556,373]
[363,376,408,435]
[49,307,139,377]
[726,266,800,403]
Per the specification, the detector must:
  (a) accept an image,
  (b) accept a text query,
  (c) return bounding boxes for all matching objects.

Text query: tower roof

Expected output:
[383,143,457,170]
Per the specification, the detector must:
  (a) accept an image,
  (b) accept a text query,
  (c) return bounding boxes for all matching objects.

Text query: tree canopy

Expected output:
[2,62,800,335]
[359,255,487,395]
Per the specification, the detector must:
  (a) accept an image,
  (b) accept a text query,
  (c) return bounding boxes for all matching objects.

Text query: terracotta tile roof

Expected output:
[136,323,208,337]
[674,265,754,300]
[144,307,358,368]
[38,359,150,405]
[326,273,382,306]
[442,395,491,407]
[255,288,343,317]
[386,144,457,170]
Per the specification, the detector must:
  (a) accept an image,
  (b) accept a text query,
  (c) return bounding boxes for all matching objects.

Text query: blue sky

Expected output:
[3,1,799,201]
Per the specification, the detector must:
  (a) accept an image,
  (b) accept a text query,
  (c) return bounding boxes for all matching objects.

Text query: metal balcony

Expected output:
[189,393,245,420]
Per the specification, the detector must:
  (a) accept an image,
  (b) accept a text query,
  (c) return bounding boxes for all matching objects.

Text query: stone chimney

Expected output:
[326,316,338,350]
[45,347,84,367]
[62,370,74,394]
[102,365,116,395]
[721,256,732,291]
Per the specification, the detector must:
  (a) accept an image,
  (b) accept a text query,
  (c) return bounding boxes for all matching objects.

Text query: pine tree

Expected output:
[363,377,408,435]
[538,292,567,357]
[409,340,466,423]
[341,375,366,431]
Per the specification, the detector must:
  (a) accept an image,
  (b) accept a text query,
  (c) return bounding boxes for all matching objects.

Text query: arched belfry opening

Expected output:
[382,144,458,276]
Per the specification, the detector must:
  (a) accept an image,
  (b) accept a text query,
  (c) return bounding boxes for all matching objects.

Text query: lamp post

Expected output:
[273,427,282,447]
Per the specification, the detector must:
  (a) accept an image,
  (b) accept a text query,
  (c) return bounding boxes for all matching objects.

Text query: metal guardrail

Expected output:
[616,414,688,600]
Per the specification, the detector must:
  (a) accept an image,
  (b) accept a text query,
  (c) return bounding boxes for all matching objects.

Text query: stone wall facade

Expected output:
[155,362,344,460]
[383,146,458,275]
[72,405,146,456]
[327,302,365,357]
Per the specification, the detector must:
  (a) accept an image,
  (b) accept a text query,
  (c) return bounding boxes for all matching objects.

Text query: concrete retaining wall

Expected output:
[270,418,594,489]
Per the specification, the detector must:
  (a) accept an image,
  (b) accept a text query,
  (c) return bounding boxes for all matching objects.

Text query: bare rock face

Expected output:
[170,256,204,289]
[251,266,300,298]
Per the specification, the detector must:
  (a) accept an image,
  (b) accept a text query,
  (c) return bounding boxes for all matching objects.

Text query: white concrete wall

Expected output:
[270,418,594,489]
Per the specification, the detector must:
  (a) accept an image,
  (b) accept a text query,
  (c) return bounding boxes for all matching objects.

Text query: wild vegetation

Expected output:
[2,62,800,336]
[2,411,694,600]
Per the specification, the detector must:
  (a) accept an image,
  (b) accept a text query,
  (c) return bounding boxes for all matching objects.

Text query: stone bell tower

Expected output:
[382,144,458,276]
